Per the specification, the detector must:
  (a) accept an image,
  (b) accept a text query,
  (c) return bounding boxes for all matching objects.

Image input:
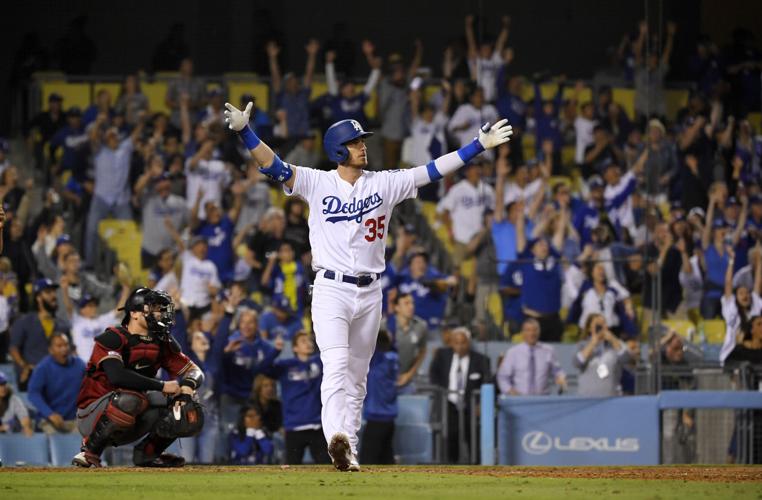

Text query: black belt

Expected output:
[322,270,378,288]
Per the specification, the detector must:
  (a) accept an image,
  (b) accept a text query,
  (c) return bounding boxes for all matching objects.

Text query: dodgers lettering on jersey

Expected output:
[286,166,417,274]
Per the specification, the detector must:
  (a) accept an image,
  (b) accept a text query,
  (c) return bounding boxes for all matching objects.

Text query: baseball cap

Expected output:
[726,196,740,207]
[273,295,293,314]
[48,93,63,102]
[587,175,605,190]
[33,278,59,294]
[0,371,7,385]
[67,106,82,117]
[712,218,729,229]
[670,200,683,212]
[55,234,72,248]
[78,294,99,308]
[688,207,706,220]
[0,138,9,154]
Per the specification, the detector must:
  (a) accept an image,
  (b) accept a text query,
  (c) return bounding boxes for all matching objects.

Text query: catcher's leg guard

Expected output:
[74,391,148,467]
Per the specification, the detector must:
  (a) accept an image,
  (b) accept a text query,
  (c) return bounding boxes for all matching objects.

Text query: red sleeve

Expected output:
[160,349,193,379]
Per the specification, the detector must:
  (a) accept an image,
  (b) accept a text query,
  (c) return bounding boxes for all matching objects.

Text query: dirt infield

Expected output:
[5,465,761,482]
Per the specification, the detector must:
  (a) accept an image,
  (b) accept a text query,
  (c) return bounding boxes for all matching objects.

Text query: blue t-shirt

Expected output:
[258,310,302,341]
[519,247,562,314]
[267,355,322,430]
[27,355,86,420]
[496,93,527,131]
[220,331,280,399]
[327,94,370,128]
[228,429,274,465]
[397,268,448,329]
[499,262,525,323]
[276,88,311,138]
[363,349,399,422]
[196,216,235,284]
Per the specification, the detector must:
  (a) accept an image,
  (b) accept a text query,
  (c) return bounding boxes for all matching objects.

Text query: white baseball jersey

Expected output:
[71,311,119,363]
[180,250,221,308]
[436,179,495,244]
[185,158,231,219]
[286,166,417,275]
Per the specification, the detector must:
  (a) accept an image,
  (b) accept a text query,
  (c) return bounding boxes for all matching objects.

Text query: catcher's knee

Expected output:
[107,391,149,429]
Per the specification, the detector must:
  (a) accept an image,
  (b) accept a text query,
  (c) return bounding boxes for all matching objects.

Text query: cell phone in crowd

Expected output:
[410,76,422,91]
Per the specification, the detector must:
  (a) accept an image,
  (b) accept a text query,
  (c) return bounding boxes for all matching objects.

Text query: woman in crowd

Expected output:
[0,372,34,436]
[574,313,630,396]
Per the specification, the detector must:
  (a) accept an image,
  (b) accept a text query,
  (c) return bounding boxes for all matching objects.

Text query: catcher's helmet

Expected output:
[120,287,175,336]
[323,119,373,164]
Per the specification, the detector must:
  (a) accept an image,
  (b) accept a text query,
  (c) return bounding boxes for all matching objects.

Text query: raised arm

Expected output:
[409,89,421,123]
[303,38,320,88]
[266,41,282,93]
[633,20,648,67]
[731,197,748,246]
[724,246,736,298]
[408,39,423,81]
[495,16,511,54]
[662,22,676,67]
[228,181,245,224]
[516,199,527,254]
[164,218,186,253]
[701,193,717,248]
[464,14,478,62]
[224,102,296,190]
[325,51,339,95]
[409,120,513,188]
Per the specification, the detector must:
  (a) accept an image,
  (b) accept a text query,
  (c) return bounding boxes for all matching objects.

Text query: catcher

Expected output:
[72,288,205,468]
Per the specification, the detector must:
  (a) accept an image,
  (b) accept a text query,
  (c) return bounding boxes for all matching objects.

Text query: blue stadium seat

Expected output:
[0,363,17,390]
[396,396,431,425]
[393,423,433,464]
[49,433,83,466]
[0,433,50,466]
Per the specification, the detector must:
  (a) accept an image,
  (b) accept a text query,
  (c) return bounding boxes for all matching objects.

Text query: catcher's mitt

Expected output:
[156,394,205,438]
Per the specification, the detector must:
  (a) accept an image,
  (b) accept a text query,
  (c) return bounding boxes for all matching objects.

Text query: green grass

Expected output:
[1,468,759,500]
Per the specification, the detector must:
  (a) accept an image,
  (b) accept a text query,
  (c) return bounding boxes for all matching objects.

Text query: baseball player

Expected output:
[72,288,205,468]
[224,101,512,471]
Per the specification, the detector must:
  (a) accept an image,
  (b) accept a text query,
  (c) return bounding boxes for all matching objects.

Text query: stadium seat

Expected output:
[140,80,170,114]
[748,112,762,133]
[0,433,50,466]
[227,81,269,111]
[49,433,83,466]
[393,423,433,464]
[665,89,689,121]
[396,395,431,425]
[40,81,90,111]
[93,82,122,103]
[612,87,636,120]
[702,319,726,344]
[662,319,696,339]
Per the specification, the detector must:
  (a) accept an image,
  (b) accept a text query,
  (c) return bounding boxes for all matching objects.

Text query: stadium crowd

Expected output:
[1,14,762,465]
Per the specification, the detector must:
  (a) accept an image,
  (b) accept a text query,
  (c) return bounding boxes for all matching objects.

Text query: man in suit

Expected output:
[428,327,491,463]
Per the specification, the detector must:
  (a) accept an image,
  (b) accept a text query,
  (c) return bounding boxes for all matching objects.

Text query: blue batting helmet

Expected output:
[323,119,373,164]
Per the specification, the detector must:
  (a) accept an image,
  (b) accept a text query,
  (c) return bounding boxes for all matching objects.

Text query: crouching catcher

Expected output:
[72,288,205,468]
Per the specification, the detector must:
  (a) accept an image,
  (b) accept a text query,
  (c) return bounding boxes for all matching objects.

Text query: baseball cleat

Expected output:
[328,433,352,471]
[135,452,186,468]
[72,450,102,468]
[349,455,361,472]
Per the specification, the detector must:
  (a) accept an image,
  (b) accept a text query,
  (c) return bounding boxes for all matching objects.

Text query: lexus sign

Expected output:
[521,431,640,455]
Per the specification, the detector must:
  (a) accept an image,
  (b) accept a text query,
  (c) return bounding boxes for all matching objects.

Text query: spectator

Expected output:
[0,371,33,436]
[228,405,274,465]
[166,57,206,129]
[532,77,565,158]
[602,159,644,239]
[386,293,427,394]
[642,222,683,320]
[633,21,675,121]
[659,330,699,463]
[259,295,303,341]
[464,14,510,102]
[575,98,597,166]
[360,329,399,465]
[56,251,113,324]
[324,41,381,128]
[2,219,34,311]
[115,74,149,127]
[23,93,65,164]
[261,240,307,315]
[499,260,525,336]
[726,315,762,365]
[397,252,456,331]
[496,318,566,395]
[147,248,179,293]
[436,162,495,267]
[28,333,85,434]
[406,83,450,169]
[379,41,423,168]
[720,245,762,363]
[574,313,630,397]
[84,113,145,267]
[248,374,282,436]
[467,208,501,337]
[643,119,679,201]
[283,198,311,262]
[185,140,232,219]
[49,107,88,179]
[515,201,565,341]
[9,279,68,390]
[245,208,286,291]
[191,183,244,285]
[68,288,129,363]
[198,87,226,127]
[82,88,113,127]
[267,40,318,141]
[429,327,490,464]
[583,126,625,179]
[448,87,499,160]
[267,331,329,465]
[174,235,221,320]
[496,75,527,147]
[234,162,271,235]
[135,167,188,269]
[567,262,636,338]
[217,309,282,435]
[284,133,320,169]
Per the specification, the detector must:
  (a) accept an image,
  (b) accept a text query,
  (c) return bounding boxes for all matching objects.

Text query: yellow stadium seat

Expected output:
[511,333,522,343]
[665,89,689,122]
[663,319,695,339]
[154,71,180,80]
[93,83,121,104]
[227,81,269,112]
[560,146,576,167]
[702,319,726,345]
[747,112,762,133]
[141,81,170,114]
[41,81,90,111]
[522,133,536,160]
[612,87,636,120]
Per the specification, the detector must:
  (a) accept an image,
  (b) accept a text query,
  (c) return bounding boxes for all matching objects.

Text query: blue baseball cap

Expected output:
[588,175,605,190]
[0,371,7,385]
[78,294,99,308]
[33,278,59,294]
[712,218,729,229]
[726,196,740,207]
[273,295,293,314]
[55,234,72,248]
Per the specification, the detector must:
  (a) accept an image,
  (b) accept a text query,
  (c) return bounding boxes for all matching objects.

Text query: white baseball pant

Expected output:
[311,271,382,455]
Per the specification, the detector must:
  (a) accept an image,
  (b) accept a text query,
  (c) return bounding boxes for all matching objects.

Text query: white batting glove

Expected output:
[224,102,253,132]
[478,119,513,149]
